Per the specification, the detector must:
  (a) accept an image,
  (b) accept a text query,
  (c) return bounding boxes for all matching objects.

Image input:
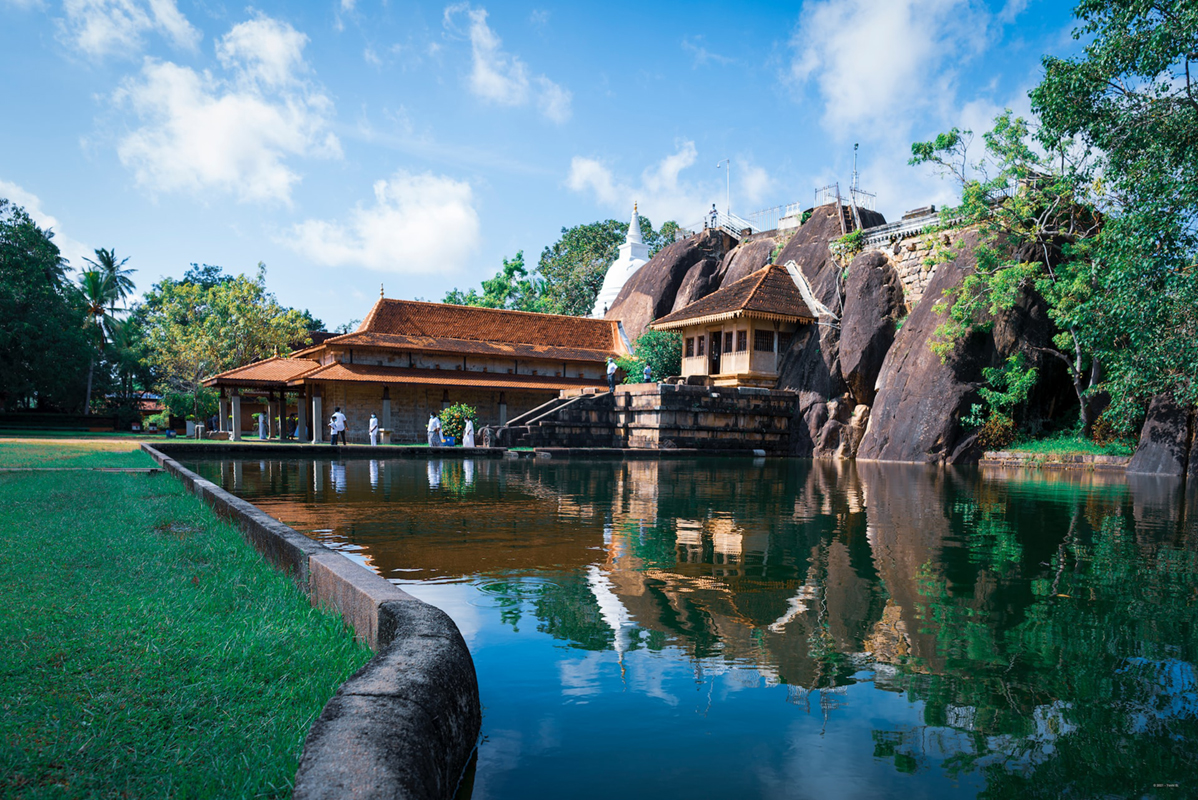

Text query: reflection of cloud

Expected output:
[559,650,603,698]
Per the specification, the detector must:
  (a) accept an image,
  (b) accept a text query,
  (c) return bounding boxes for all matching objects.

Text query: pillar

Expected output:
[218,396,229,432]
[296,390,308,442]
[381,387,391,432]
[312,393,323,443]
[231,394,242,441]
[498,391,507,426]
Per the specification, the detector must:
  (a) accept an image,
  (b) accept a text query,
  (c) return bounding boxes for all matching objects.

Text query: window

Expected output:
[778,331,794,352]
[754,329,775,352]
[736,330,748,352]
[697,335,705,356]
[685,337,695,357]
[724,332,734,353]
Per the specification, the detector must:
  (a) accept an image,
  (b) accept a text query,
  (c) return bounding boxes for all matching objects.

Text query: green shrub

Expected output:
[439,403,477,443]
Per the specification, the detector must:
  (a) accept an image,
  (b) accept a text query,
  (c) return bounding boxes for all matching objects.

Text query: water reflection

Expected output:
[185,455,1198,799]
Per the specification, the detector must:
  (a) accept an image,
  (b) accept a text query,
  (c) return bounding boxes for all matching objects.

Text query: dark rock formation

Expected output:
[839,251,905,406]
[855,231,1062,465]
[1127,394,1194,476]
[671,254,724,313]
[605,229,728,341]
[717,237,777,287]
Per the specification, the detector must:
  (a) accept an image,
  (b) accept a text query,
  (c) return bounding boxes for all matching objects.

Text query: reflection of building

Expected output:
[205,296,628,443]
[650,264,815,388]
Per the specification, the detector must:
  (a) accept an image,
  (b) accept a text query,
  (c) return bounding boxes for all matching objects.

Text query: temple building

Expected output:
[591,204,651,318]
[204,295,628,443]
[649,263,814,388]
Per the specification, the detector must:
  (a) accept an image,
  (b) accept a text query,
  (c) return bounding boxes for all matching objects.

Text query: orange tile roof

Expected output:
[288,361,607,392]
[203,356,321,387]
[651,264,815,330]
[331,298,625,358]
[324,331,618,363]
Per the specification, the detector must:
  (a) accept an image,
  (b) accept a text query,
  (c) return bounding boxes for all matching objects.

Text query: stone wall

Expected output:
[869,231,951,309]
[511,384,796,452]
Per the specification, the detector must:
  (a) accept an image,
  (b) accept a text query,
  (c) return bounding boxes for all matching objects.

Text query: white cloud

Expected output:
[340,0,356,10]
[444,3,571,123]
[60,0,200,59]
[0,179,91,268]
[287,171,481,275]
[681,36,734,68]
[216,16,309,89]
[739,164,772,208]
[113,15,339,204]
[788,0,994,138]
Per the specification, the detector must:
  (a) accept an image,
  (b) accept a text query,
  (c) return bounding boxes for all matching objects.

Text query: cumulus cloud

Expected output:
[0,179,91,268]
[788,0,995,138]
[113,15,339,204]
[60,0,200,59]
[287,171,481,275]
[444,3,571,123]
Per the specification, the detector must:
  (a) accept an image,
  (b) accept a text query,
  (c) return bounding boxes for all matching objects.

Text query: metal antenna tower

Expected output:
[851,143,859,193]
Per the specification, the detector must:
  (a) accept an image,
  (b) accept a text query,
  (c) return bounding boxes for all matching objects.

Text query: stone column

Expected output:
[296,389,308,442]
[498,392,508,426]
[231,394,242,441]
[218,395,229,432]
[382,387,391,432]
[312,392,323,443]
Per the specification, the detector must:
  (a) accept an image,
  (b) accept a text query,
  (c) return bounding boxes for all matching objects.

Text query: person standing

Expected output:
[332,406,347,445]
[427,413,442,446]
[607,357,618,393]
[642,363,652,383]
[368,413,379,446]
[328,414,337,446]
[463,418,475,448]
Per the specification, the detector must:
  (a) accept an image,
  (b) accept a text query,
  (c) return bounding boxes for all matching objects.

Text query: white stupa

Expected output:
[591,204,651,318]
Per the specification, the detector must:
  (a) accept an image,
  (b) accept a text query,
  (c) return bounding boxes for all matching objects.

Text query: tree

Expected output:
[910,111,1104,432]
[1030,0,1198,427]
[78,268,119,415]
[139,264,313,418]
[82,248,135,314]
[444,251,546,312]
[0,199,91,411]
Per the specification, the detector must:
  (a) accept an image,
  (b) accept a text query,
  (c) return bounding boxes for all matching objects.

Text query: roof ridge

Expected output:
[372,297,618,327]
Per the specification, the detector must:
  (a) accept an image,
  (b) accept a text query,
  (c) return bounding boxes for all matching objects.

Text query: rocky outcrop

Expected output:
[717,238,777,287]
[1127,394,1194,477]
[839,251,905,406]
[605,229,728,341]
[671,255,724,314]
[855,231,1062,465]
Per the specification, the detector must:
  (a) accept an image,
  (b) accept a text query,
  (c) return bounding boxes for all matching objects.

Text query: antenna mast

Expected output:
[851,143,859,193]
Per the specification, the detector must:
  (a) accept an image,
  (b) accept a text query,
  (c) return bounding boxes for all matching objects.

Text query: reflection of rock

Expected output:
[865,601,911,663]
[1128,394,1194,476]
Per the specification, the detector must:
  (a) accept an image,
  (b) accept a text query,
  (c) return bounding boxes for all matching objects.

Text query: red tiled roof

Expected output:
[324,331,618,363]
[651,264,815,329]
[333,299,624,357]
[288,362,607,392]
[203,356,321,387]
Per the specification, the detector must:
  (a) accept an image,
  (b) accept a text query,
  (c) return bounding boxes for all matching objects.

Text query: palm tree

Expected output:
[83,248,135,314]
[79,269,117,415]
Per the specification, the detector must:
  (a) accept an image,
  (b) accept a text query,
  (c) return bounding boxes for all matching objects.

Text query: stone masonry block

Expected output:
[309,551,411,651]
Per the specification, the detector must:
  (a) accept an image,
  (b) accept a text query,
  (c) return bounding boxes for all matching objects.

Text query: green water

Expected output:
[185,456,1198,799]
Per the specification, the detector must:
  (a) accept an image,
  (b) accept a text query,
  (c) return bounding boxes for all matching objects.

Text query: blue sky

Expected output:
[0,0,1079,328]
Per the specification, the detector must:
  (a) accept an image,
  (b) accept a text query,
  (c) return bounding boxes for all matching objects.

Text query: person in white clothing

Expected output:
[368,413,379,446]
[331,406,347,445]
[462,418,475,448]
[606,357,617,393]
[427,413,442,446]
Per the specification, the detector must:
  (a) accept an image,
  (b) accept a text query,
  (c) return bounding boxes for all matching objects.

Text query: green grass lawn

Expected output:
[0,438,158,469]
[1007,432,1135,457]
[0,447,372,799]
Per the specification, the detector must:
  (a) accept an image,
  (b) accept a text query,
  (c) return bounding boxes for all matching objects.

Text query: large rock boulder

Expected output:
[670,255,724,314]
[605,228,727,340]
[1127,394,1193,476]
[855,231,1056,465]
[839,251,905,406]
[716,238,777,287]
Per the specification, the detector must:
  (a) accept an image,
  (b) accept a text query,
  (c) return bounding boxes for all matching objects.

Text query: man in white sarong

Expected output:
[463,418,475,448]
[331,406,347,445]
[427,413,442,446]
[369,413,379,446]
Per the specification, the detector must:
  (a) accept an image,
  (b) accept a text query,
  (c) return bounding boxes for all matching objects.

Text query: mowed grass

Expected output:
[0,458,373,798]
[0,438,157,469]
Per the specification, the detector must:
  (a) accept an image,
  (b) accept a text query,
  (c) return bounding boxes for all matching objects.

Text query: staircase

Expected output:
[486,391,619,448]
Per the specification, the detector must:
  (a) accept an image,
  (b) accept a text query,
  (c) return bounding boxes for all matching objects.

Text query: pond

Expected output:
[183,455,1198,800]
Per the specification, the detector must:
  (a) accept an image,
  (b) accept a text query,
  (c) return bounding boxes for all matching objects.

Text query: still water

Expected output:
[184,455,1198,800]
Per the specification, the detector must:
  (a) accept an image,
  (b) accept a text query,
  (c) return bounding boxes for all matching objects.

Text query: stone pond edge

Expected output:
[978,450,1131,471]
[141,443,482,800]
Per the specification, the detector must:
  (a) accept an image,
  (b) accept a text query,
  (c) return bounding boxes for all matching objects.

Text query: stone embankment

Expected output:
[143,442,481,800]
[978,451,1131,471]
